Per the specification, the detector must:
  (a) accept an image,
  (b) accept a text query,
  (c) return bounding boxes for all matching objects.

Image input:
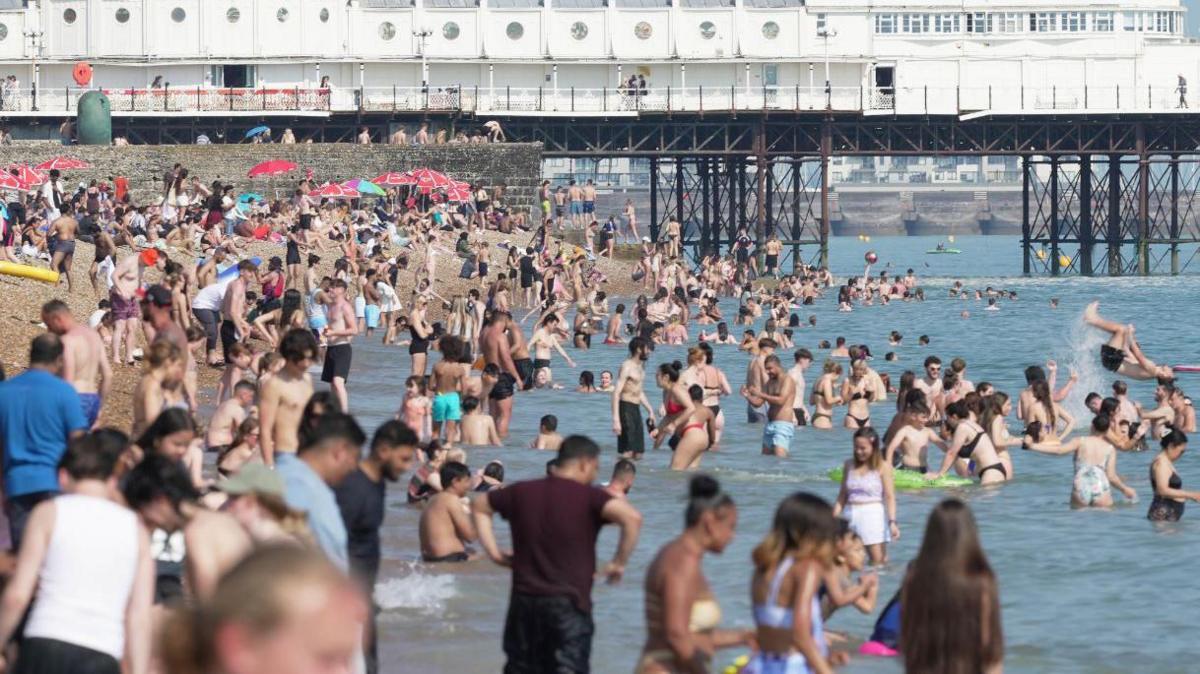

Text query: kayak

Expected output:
[925,248,962,254]
[828,467,973,490]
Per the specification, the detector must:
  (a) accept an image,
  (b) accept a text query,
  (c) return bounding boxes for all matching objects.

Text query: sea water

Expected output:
[332,236,1200,674]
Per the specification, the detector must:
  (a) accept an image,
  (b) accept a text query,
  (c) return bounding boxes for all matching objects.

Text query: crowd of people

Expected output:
[0,156,1197,674]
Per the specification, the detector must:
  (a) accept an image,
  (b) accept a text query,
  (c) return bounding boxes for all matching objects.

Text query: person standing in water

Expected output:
[834,428,899,566]
[744,355,797,457]
[1147,429,1200,521]
[259,329,317,468]
[321,279,357,413]
[901,499,1003,674]
[1023,414,1136,509]
[613,337,656,459]
[636,475,752,673]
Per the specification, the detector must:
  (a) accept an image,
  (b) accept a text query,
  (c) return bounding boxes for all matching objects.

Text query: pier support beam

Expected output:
[1021,155,1031,275]
[1049,155,1060,277]
[1079,155,1093,276]
[1170,154,1180,275]
[1136,124,1150,275]
[1107,154,1122,275]
[649,157,659,243]
[819,121,831,268]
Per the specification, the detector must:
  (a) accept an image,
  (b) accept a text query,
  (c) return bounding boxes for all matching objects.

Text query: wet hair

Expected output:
[752,492,837,572]
[945,400,971,420]
[658,360,683,383]
[59,434,122,481]
[852,427,882,469]
[1099,397,1120,417]
[907,398,931,416]
[1112,380,1128,395]
[279,328,318,363]
[578,370,595,388]
[979,391,1009,433]
[136,408,197,453]
[540,414,558,431]
[482,461,505,483]
[1024,365,1046,384]
[123,453,200,510]
[462,396,481,413]
[1031,380,1057,427]
[685,474,734,527]
[556,434,600,465]
[1084,392,1102,408]
[1091,414,1111,433]
[1161,428,1188,450]
[438,461,471,487]
[629,336,651,355]
[698,341,715,364]
[688,384,704,402]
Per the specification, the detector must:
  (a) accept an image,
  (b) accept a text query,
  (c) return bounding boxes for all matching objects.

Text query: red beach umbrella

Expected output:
[309,182,360,199]
[409,168,452,190]
[0,172,24,190]
[372,171,416,187]
[35,156,90,171]
[248,159,298,178]
[7,164,45,187]
[444,184,473,202]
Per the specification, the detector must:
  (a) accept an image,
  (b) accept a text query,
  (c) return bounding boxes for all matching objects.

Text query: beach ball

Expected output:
[1059,254,1071,268]
[865,251,879,264]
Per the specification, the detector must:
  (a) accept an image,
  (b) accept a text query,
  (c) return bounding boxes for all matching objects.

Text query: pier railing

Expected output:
[1,84,1193,116]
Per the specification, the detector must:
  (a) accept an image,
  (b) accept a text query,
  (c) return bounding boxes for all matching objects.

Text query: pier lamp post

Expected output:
[817,26,837,109]
[413,28,433,90]
[23,28,43,111]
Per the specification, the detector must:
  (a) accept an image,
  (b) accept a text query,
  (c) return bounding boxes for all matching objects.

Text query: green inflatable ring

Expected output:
[828,467,973,490]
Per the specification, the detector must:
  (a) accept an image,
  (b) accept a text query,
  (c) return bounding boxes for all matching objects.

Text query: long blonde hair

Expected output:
[752,492,838,573]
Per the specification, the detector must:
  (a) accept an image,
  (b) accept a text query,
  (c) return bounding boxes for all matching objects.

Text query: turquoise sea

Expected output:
[334,236,1199,674]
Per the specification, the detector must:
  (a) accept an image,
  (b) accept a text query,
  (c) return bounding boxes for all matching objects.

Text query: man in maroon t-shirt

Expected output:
[473,435,642,673]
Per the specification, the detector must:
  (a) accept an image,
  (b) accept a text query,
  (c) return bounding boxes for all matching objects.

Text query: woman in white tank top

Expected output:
[0,437,153,674]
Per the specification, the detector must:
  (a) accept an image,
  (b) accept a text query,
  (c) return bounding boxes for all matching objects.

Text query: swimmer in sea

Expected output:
[418,461,478,562]
[1084,301,1175,381]
[883,399,946,473]
[928,400,1010,485]
[1024,415,1136,509]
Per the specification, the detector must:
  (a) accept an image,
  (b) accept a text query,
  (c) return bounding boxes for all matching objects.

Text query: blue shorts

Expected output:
[364,305,380,329]
[763,420,795,451]
[582,202,594,214]
[79,393,101,428]
[570,202,583,215]
[432,392,462,422]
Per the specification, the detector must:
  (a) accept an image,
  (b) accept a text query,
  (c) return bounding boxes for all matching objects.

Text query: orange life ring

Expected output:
[72,62,93,86]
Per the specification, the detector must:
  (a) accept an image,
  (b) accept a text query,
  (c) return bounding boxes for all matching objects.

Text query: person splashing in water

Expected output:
[1083,301,1175,381]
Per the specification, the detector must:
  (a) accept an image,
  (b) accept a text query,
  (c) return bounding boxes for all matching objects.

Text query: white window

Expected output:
[1155,11,1169,32]
[997,12,1022,33]
[1060,12,1083,32]
[874,14,896,35]
[1123,12,1136,31]
[933,14,959,33]
[1093,12,1113,32]
[966,12,991,34]
[902,14,928,34]
[816,13,826,34]
[1031,12,1056,32]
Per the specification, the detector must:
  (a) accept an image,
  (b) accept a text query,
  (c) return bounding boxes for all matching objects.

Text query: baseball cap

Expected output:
[144,284,172,307]
[218,464,285,497]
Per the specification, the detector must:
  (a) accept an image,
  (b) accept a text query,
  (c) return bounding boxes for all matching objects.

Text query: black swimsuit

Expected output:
[1148,467,1186,522]
[1100,344,1126,373]
[958,428,1008,480]
[408,326,429,354]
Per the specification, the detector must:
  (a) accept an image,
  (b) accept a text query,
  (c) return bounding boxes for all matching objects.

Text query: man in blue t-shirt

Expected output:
[0,334,87,549]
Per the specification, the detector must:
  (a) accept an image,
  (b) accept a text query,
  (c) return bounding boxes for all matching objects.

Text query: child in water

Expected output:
[459,396,501,447]
[821,522,879,624]
[531,415,563,451]
[398,375,432,442]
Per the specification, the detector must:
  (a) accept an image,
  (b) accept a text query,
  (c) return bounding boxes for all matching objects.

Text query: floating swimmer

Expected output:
[1083,301,1175,381]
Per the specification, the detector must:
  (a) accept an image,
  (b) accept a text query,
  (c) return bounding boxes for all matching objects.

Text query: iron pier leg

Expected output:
[675,156,685,242]
[1079,155,1093,276]
[1050,155,1060,277]
[1137,123,1150,276]
[712,159,722,255]
[1170,153,1180,275]
[819,122,831,268]
[649,157,659,243]
[791,157,801,271]
[1108,154,1122,276]
[1021,155,1032,275]
[700,159,711,258]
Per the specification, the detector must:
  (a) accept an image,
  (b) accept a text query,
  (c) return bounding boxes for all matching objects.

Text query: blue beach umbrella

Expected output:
[244,125,271,139]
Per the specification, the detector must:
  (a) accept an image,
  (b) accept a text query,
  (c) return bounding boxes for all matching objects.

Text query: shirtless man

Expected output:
[883,400,946,472]
[322,279,357,412]
[1084,301,1175,381]
[220,260,258,363]
[41,300,111,429]
[567,180,584,228]
[206,380,254,455]
[48,207,78,291]
[481,311,523,438]
[788,348,813,426]
[913,356,945,425]
[612,337,656,459]
[554,186,568,231]
[744,355,797,457]
[431,336,467,445]
[582,179,597,222]
[742,337,777,423]
[389,127,408,145]
[259,329,317,468]
[507,316,536,391]
[418,461,477,562]
[529,313,576,377]
[604,458,637,498]
[764,236,783,279]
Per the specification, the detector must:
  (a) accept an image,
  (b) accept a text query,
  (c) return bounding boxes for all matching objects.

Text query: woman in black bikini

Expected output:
[842,359,875,429]
[929,400,1010,485]
[408,296,432,377]
[811,360,843,430]
[1148,429,1200,521]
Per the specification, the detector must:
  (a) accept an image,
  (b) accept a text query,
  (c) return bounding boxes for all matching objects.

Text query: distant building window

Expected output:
[319,7,330,22]
[932,14,959,33]
[1092,11,1112,32]
[901,14,927,34]
[762,21,779,39]
[171,7,186,22]
[996,12,1022,33]
[379,21,395,39]
[570,21,588,40]
[874,14,895,34]
[966,12,990,33]
[1060,12,1083,32]
[634,21,652,40]
[1031,12,1056,32]
[0,23,7,40]
[63,8,77,24]
[699,21,715,40]
[115,8,130,23]
[1155,11,1170,32]
[443,21,460,39]
[506,21,524,40]
[815,13,825,34]
[227,7,240,22]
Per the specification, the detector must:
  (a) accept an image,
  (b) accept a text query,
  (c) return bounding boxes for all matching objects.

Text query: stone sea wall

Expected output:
[0,143,544,210]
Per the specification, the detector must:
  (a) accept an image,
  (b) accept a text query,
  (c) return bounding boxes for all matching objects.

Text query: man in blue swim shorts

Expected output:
[40,300,109,430]
[744,355,798,457]
[431,335,469,444]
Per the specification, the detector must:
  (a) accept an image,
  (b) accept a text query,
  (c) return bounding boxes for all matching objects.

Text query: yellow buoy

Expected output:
[857,234,864,241]
[864,235,871,242]
[1059,254,1071,268]
[0,261,59,284]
